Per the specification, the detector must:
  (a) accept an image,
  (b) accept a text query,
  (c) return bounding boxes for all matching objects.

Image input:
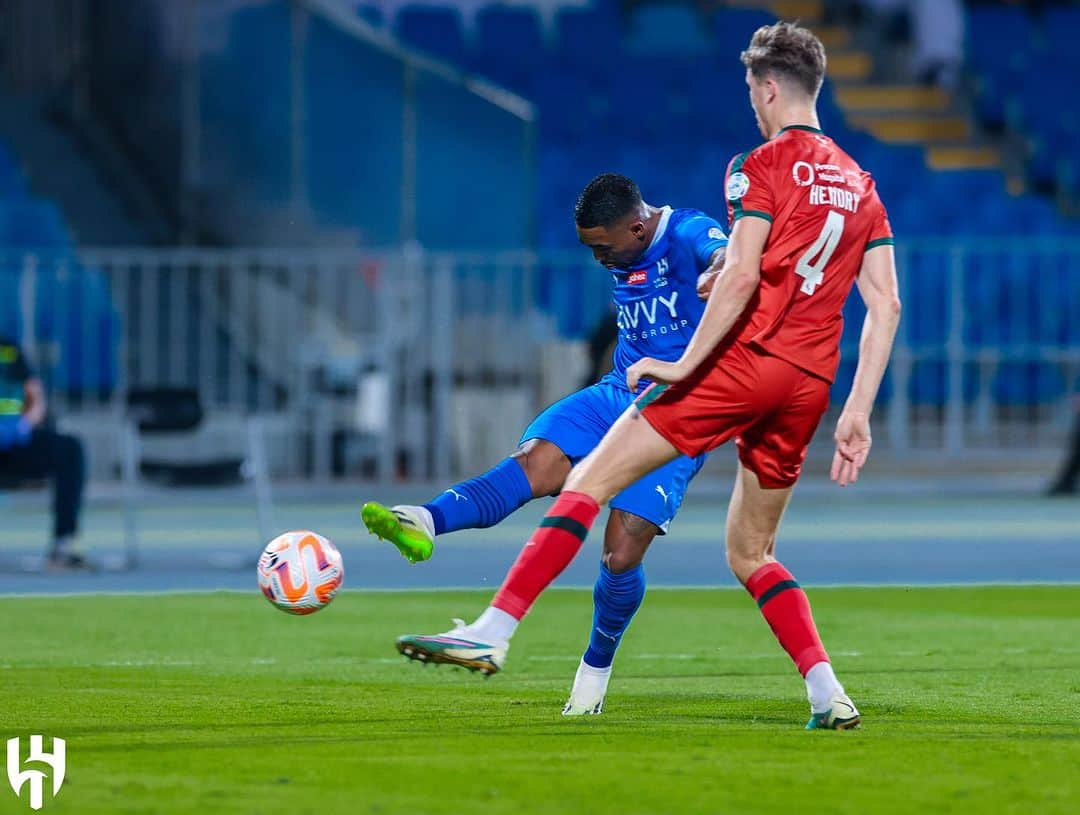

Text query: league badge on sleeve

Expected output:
[708,227,725,241]
[726,171,750,201]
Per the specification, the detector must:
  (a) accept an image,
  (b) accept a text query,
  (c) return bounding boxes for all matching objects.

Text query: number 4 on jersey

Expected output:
[795,210,845,295]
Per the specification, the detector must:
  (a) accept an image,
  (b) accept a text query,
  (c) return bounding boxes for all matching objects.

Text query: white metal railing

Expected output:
[4,241,1078,482]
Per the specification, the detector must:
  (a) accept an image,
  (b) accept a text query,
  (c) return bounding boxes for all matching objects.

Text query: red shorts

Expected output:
[635,342,830,488]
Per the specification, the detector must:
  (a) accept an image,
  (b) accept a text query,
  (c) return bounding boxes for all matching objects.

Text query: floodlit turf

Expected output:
[1,587,1078,814]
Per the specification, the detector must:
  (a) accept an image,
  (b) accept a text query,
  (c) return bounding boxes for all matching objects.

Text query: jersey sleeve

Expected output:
[675,213,728,269]
[725,149,775,226]
[864,192,894,251]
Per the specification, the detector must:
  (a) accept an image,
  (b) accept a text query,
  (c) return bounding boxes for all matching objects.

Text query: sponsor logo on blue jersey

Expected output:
[601,208,727,392]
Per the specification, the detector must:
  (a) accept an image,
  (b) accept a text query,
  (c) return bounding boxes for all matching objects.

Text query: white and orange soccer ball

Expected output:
[257,530,344,614]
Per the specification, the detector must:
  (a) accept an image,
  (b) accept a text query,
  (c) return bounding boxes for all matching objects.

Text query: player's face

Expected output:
[747,69,773,139]
[577,219,648,270]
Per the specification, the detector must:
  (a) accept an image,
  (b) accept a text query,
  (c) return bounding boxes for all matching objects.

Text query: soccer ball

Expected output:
[257,530,344,615]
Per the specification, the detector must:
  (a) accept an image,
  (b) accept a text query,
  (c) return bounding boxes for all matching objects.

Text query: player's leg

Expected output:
[395,405,681,674]
[563,451,705,714]
[1047,406,1080,495]
[1,428,89,569]
[363,385,612,562]
[729,365,858,729]
[394,352,753,675]
[562,510,654,715]
[361,439,564,563]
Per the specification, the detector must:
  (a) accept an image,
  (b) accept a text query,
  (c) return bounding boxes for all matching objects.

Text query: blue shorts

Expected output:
[519,382,706,534]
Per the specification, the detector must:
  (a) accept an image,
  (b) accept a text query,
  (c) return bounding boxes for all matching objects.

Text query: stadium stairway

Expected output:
[0,91,150,246]
[733,0,1000,173]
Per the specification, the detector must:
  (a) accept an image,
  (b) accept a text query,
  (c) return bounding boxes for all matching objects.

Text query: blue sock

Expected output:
[424,457,534,535]
[583,563,646,669]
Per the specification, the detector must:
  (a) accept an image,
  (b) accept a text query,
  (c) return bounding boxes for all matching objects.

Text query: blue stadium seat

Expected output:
[396,5,467,66]
[625,4,713,55]
[470,7,545,92]
[0,265,22,338]
[554,8,621,80]
[1040,8,1080,66]
[967,7,1032,129]
[0,200,71,247]
[992,363,1065,406]
[32,263,120,394]
[474,7,544,64]
[0,144,27,198]
[220,3,292,204]
[352,4,384,28]
[967,7,1031,71]
[712,8,775,60]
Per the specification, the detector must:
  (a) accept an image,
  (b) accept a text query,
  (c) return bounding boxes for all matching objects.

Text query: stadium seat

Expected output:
[992,362,1065,406]
[712,8,775,59]
[473,7,545,65]
[352,3,384,28]
[0,200,71,247]
[396,5,467,66]
[470,7,546,92]
[554,7,621,80]
[625,4,713,55]
[0,144,27,198]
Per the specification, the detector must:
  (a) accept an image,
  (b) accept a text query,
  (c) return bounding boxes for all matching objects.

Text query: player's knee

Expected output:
[562,464,584,494]
[602,547,644,574]
[602,511,656,573]
[725,542,771,584]
[512,439,570,497]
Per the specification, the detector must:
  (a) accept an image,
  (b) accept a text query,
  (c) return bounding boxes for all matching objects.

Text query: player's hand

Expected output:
[696,270,721,300]
[627,358,689,391]
[831,409,871,487]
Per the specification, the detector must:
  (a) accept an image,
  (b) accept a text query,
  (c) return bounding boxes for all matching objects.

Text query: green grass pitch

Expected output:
[1,586,1078,814]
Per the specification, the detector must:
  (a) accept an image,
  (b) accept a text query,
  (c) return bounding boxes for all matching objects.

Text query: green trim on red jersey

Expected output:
[865,237,895,250]
[733,210,774,223]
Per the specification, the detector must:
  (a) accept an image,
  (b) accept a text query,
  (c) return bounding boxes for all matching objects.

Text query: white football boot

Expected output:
[561,660,612,715]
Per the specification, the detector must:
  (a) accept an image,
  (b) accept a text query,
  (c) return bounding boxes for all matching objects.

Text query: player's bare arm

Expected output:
[22,377,46,427]
[831,243,901,487]
[627,217,769,389]
[695,246,727,299]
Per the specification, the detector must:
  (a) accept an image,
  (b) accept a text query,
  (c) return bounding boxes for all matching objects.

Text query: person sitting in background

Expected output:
[0,337,89,569]
[1048,398,1080,497]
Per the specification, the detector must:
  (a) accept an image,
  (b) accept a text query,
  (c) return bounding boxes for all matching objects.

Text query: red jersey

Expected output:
[725,125,893,382]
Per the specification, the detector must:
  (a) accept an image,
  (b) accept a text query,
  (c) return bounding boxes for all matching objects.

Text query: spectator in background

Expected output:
[908,0,964,87]
[0,337,89,569]
[855,0,965,87]
[1048,399,1080,496]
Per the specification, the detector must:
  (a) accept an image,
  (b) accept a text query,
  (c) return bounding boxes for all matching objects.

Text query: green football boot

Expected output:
[361,502,435,564]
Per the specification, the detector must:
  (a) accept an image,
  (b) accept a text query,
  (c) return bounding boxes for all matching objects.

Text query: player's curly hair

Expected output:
[740,21,826,99]
[574,173,643,229]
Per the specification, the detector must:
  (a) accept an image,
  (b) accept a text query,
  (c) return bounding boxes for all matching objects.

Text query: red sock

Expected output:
[492,491,600,619]
[745,562,830,677]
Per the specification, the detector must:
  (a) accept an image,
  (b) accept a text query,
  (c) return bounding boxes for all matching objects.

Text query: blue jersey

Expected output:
[600,207,728,392]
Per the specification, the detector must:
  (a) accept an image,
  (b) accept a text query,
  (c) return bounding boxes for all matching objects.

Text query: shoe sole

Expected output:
[561,704,604,716]
[395,639,500,676]
[808,714,861,731]
[361,503,431,564]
